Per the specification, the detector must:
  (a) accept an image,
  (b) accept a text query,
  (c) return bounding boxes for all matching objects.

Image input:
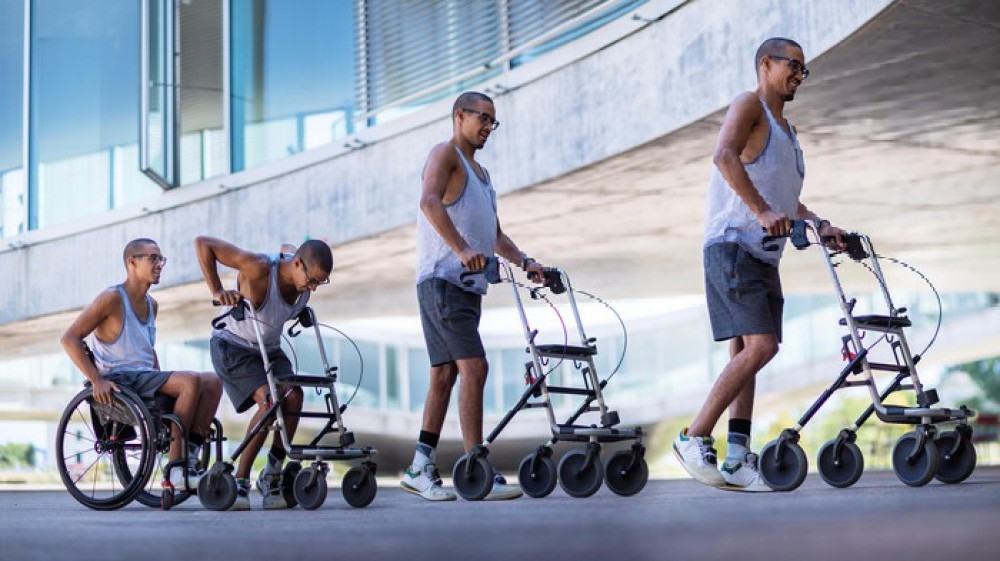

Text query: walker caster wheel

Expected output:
[604,449,648,497]
[558,448,604,498]
[934,430,976,484]
[518,451,557,498]
[198,470,237,511]
[452,453,494,501]
[817,438,864,488]
[759,437,808,491]
[293,467,328,510]
[282,461,302,508]
[342,464,378,508]
[892,431,939,487]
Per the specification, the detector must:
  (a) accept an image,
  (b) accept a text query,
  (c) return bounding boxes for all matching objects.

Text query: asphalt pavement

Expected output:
[2,468,998,561]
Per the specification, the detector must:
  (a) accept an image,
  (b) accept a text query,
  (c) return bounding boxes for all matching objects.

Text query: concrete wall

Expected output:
[0,0,894,326]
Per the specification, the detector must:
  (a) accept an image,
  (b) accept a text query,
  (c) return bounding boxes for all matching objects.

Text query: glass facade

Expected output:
[230,0,356,171]
[0,0,25,238]
[1,0,640,238]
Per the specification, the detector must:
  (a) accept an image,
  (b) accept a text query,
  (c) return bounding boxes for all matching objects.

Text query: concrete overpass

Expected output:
[1,0,998,467]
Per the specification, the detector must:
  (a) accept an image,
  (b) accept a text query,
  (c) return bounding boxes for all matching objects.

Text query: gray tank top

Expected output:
[89,285,157,374]
[213,254,310,351]
[416,146,498,294]
[704,98,805,265]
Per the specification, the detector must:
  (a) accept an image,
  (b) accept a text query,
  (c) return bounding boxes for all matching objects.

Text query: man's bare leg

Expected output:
[455,357,488,453]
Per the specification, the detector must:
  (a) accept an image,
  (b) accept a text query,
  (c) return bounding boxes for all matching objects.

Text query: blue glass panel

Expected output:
[231,0,356,172]
[0,0,25,238]
[28,0,159,230]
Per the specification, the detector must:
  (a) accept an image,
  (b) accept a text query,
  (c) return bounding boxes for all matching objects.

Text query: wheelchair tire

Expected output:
[56,387,156,510]
[518,451,557,499]
[342,464,377,508]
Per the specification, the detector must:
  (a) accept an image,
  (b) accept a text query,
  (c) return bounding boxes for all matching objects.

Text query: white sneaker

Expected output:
[167,465,202,492]
[720,452,772,492]
[484,474,522,501]
[400,463,457,501]
[257,457,290,510]
[673,428,726,487]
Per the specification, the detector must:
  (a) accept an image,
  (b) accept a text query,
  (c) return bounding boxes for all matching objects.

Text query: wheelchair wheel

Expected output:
[759,438,808,492]
[117,417,192,509]
[198,467,238,511]
[452,453,494,501]
[934,430,976,484]
[342,464,378,508]
[518,451,557,498]
[604,449,649,497]
[293,467,328,510]
[281,461,302,508]
[56,387,156,510]
[892,431,939,487]
[817,438,864,488]
[558,448,604,498]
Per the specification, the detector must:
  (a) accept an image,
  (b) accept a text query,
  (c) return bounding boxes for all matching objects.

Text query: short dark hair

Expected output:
[452,91,493,119]
[295,240,333,274]
[754,37,803,73]
[123,238,158,264]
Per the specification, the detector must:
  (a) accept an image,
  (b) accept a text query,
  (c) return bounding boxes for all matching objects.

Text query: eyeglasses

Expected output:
[461,108,500,130]
[300,261,330,288]
[769,55,810,79]
[131,254,167,265]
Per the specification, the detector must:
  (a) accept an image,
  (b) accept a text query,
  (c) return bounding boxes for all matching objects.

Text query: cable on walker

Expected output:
[450,257,648,501]
[753,220,977,491]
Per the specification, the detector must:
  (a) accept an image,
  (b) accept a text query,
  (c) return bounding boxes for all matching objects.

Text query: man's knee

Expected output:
[743,337,779,365]
[458,357,488,386]
[282,385,304,409]
[429,363,459,391]
[163,371,199,396]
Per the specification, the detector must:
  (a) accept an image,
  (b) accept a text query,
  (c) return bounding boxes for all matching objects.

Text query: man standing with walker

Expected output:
[402,91,546,501]
[673,38,845,491]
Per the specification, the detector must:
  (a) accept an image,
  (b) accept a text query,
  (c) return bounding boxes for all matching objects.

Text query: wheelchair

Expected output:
[56,379,225,511]
[756,220,977,491]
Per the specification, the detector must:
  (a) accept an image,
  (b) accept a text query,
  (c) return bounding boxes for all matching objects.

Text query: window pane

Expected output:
[231,0,356,171]
[0,0,25,238]
[29,0,159,230]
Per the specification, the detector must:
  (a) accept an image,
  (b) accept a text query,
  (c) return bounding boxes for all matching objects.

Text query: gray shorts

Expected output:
[417,278,485,367]
[103,369,171,400]
[704,242,784,342]
[210,336,293,414]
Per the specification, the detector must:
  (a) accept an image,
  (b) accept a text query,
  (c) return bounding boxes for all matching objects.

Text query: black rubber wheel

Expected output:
[198,470,238,511]
[282,461,302,508]
[759,438,808,492]
[56,388,156,510]
[116,420,191,509]
[161,488,174,511]
[342,465,378,508]
[817,439,865,488]
[558,449,604,498]
[891,432,940,487]
[452,454,494,501]
[293,468,328,510]
[518,452,557,498]
[604,450,649,497]
[934,431,977,484]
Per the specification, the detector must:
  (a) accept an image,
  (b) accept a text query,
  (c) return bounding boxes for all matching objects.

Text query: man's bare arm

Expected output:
[194,236,268,305]
[60,290,120,404]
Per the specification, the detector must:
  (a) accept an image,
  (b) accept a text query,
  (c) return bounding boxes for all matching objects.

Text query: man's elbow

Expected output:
[712,148,739,169]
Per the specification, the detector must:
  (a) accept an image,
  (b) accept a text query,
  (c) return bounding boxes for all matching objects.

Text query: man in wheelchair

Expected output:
[61,238,223,492]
